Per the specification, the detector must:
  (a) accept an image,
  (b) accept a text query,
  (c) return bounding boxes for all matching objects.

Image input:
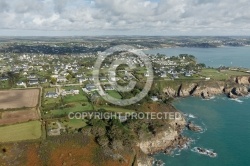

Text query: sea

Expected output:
[153,96,250,166]
[143,47,250,166]
[144,46,250,68]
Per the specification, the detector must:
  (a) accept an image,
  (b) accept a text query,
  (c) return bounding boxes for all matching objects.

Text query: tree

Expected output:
[66,74,72,80]
[197,63,206,69]
[7,72,20,87]
[185,63,196,71]
[50,77,57,84]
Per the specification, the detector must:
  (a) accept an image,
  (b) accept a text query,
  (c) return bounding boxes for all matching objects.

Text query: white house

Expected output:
[45,92,59,98]
[185,72,192,77]
[57,76,67,83]
[17,81,25,86]
[29,79,39,85]
[145,71,150,77]
[79,77,88,84]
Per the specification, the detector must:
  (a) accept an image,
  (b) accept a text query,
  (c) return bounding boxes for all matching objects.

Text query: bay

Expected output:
[153,95,250,166]
[144,46,250,68]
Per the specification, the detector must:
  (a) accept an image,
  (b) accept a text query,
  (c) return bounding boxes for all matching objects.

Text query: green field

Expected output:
[43,88,60,105]
[95,106,135,113]
[63,87,89,103]
[0,81,11,89]
[199,69,249,80]
[0,121,42,142]
[62,119,87,129]
[106,90,122,99]
[50,102,94,116]
[63,94,88,103]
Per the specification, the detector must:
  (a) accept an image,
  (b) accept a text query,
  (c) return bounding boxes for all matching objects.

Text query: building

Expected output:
[185,72,192,77]
[160,72,167,78]
[100,77,107,81]
[40,78,47,84]
[145,71,150,77]
[104,85,115,91]
[79,77,88,84]
[27,74,37,79]
[61,89,80,96]
[29,79,39,85]
[172,74,179,79]
[57,76,67,83]
[76,74,83,78]
[17,81,25,86]
[86,84,98,91]
[45,92,59,98]
[0,77,8,81]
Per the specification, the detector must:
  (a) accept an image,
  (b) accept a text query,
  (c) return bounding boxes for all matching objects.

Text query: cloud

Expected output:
[0,0,250,35]
[53,0,70,14]
[0,0,9,12]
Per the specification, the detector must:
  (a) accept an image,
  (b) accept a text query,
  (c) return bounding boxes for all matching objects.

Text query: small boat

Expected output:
[191,147,217,158]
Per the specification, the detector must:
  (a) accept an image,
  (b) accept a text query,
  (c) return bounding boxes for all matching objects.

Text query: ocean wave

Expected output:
[202,96,216,101]
[245,94,250,98]
[183,113,197,119]
[188,114,197,118]
[230,98,244,103]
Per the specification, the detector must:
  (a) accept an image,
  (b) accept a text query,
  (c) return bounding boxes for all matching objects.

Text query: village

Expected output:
[0,38,250,166]
[0,42,248,138]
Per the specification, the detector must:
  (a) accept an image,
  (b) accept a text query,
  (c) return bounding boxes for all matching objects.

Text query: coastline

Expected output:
[164,76,250,99]
[137,116,188,166]
[137,76,250,166]
[142,45,250,51]
[153,91,250,166]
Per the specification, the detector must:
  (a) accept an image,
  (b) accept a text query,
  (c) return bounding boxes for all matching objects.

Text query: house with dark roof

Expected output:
[29,78,39,85]
[45,92,59,98]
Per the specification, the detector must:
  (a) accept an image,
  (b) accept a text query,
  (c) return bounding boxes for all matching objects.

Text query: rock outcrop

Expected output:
[235,76,250,85]
[137,155,154,166]
[178,83,198,97]
[163,78,250,99]
[228,91,238,99]
[163,87,177,97]
[138,129,178,155]
[186,121,203,132]
[192,82,225,98]
[138,118,185,155]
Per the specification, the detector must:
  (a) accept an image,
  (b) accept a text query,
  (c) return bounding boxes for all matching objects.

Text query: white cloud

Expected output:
[0,0,250,35]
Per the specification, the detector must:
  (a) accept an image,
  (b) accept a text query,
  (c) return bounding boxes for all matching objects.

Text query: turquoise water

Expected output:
[154,95,250,166]
[144,47,250,68]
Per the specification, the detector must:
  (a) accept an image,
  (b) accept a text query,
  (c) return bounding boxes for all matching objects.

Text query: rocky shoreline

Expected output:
[137,76,250,166]
[164,76,250,99]
[137,117,190,166]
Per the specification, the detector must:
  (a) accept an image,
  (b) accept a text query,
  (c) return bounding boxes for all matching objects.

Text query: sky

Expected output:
[0,0,250,36]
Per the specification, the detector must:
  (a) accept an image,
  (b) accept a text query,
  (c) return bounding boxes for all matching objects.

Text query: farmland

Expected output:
[0,121,42,142]
[0,108,39,125]
[0,89,40,109]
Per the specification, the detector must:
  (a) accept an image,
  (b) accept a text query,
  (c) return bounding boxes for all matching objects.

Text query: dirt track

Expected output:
[0,89,39,109]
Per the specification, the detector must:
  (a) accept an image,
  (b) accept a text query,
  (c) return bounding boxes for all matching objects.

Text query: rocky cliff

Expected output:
[138,118,186,155]
[235,76,250,85]
[163,77,250,99]
[138,129,178,155]
[136,76,250,166]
